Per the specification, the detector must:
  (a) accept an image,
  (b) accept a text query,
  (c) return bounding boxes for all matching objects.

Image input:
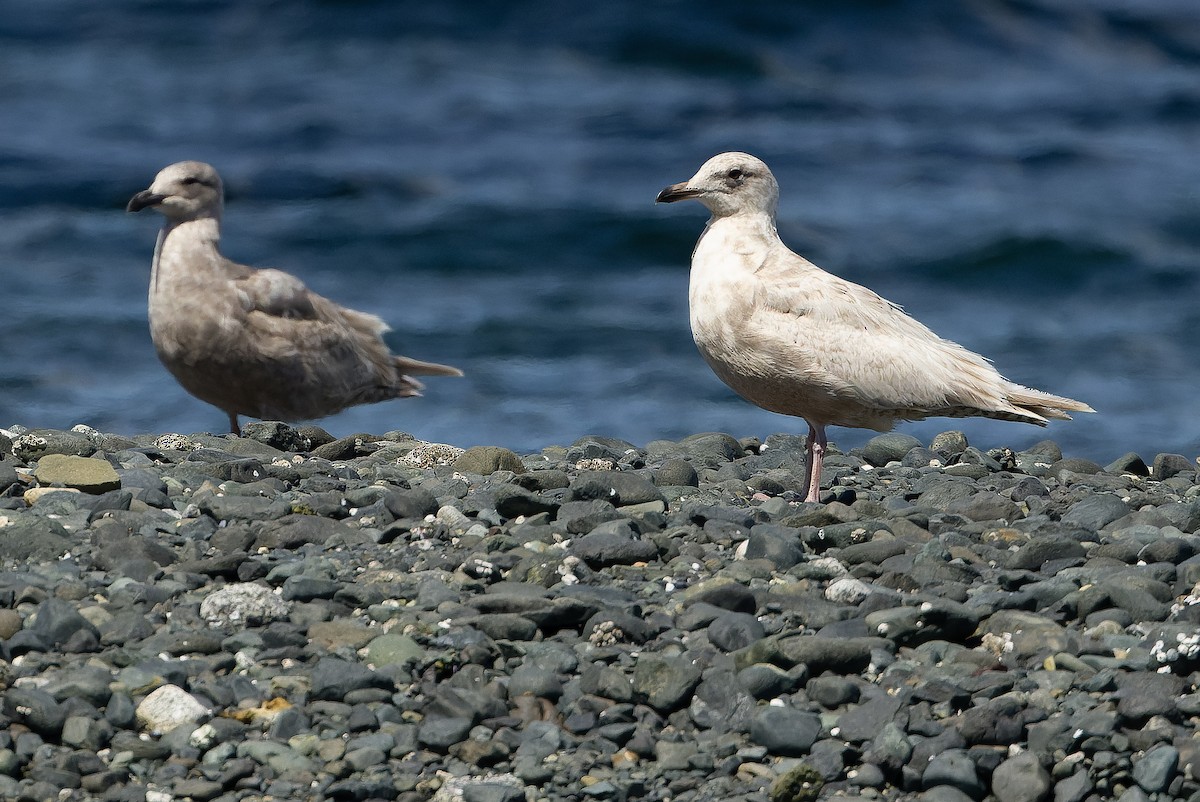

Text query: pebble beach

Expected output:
[1,422,1199,802]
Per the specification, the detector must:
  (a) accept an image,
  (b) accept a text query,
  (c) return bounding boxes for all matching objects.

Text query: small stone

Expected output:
[0,610,21,639]
[454,446,526,475]
[923,748,984,797]
[491,485,560,518]
[737,663,798,699]
[434,774,528,802]
[1010,476,1049,501]
[31,597,100,648]
[383,486,440,519]
[281,574,340,601]
[744,524,805,569]
[571,470,664,506]
[572,528,657,566]
[241,421,308,452]
[1132,743,1178,793]
[365,633,425,668]
[1009,535,1085,571]
[458,613,539,641]
[632,655,702,712]
[307,620,375,650]
[769,762,824,802]
[557,499,623,535]
[951,491,1021,522]
[418,716,474,751]
[991,751,1051,802]
[708,612,766,652]
[579,665,634,702]
[1060,494,1129,530]
[825,576,876,605]
[1116,672,1183,721]
[171,779,224,801]
[33,453,120,493]
[310,657,390,700]
[835,692,904,743]
[655,740,697,771]
[681,577,757,614]
[655,459,698,487]
[0,748,17,776]
[236,740,317,775]
[679,432,743,465]
[508,664,563,700]
[136,684,209,734]
[921,788,979,802]
[861,433,922,467]
[1152,453,1192,480]
[750,706,821,756]
[200,582,290,627]
[402,442,466,468]
[1048,457,1104,477]
[806,676,859,709]
[13,429,96,460]
[1106,452,1149,476]
[450,739,507,769]
[1053,770,1092,802]
[3,686,66,737]
[930,431,969,457]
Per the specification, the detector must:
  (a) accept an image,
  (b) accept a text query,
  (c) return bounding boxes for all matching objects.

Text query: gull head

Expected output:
[656,152,779,219]
[127,161,224,222]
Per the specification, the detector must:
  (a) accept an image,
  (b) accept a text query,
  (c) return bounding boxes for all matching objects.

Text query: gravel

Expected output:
[0,423,1199,802]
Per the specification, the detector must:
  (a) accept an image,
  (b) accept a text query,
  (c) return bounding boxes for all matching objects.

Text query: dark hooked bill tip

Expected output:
[126,190,166,212]
[655,182,701,204]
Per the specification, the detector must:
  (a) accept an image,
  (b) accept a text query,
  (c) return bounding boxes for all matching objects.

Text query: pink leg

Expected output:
[804,422,827,504]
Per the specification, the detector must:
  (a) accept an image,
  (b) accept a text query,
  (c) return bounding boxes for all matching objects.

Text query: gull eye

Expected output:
[727,168,744,181]
[181,177,201,186]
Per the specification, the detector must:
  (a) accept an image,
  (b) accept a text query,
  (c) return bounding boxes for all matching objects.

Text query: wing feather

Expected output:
[749,249,1029,417]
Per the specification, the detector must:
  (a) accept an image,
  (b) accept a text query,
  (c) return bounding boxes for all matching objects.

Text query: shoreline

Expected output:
[1,423,1198,802]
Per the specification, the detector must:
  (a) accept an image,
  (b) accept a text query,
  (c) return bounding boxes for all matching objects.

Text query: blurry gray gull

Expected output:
[657,152,1093,503]
[127,161,462,435]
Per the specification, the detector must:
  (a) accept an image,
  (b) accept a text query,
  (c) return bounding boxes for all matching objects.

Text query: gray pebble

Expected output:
[861,433,922,467]
[992,751,1051,802]
[708,612,766,652]
[1131,743,1178,793]
[508,663,563,700]
[806,676,860,708]
[2,424,1198,800]
[919,787,979,802]
[1153,453,1192,480]
[655,458,699,487]
[310,657,390,701]
[749,706,821,756]
[923,748,984,797]
[1061,494,1130,530]
[632,655,702,712]
[736,663,797,699]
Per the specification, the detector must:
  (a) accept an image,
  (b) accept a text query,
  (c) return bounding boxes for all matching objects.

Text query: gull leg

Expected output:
[228,412,241,436]
[804,423,827,504]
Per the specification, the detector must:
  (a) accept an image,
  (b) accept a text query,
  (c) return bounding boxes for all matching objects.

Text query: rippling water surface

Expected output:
[3,1,1200,461]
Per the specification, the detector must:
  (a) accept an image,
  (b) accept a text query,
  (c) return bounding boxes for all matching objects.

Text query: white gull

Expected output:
[657,151,1094,503]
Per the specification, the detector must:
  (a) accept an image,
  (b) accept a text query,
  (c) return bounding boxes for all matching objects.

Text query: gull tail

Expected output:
[395,356,464,378]
[1006,385,1095,423]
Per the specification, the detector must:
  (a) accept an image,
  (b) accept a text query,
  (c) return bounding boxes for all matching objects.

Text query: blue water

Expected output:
[3,1,1200,462]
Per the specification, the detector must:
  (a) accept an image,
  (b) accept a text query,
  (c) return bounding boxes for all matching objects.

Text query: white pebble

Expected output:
[136,684,209,734]
[200,582,290,627]
[825,576,875,605]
